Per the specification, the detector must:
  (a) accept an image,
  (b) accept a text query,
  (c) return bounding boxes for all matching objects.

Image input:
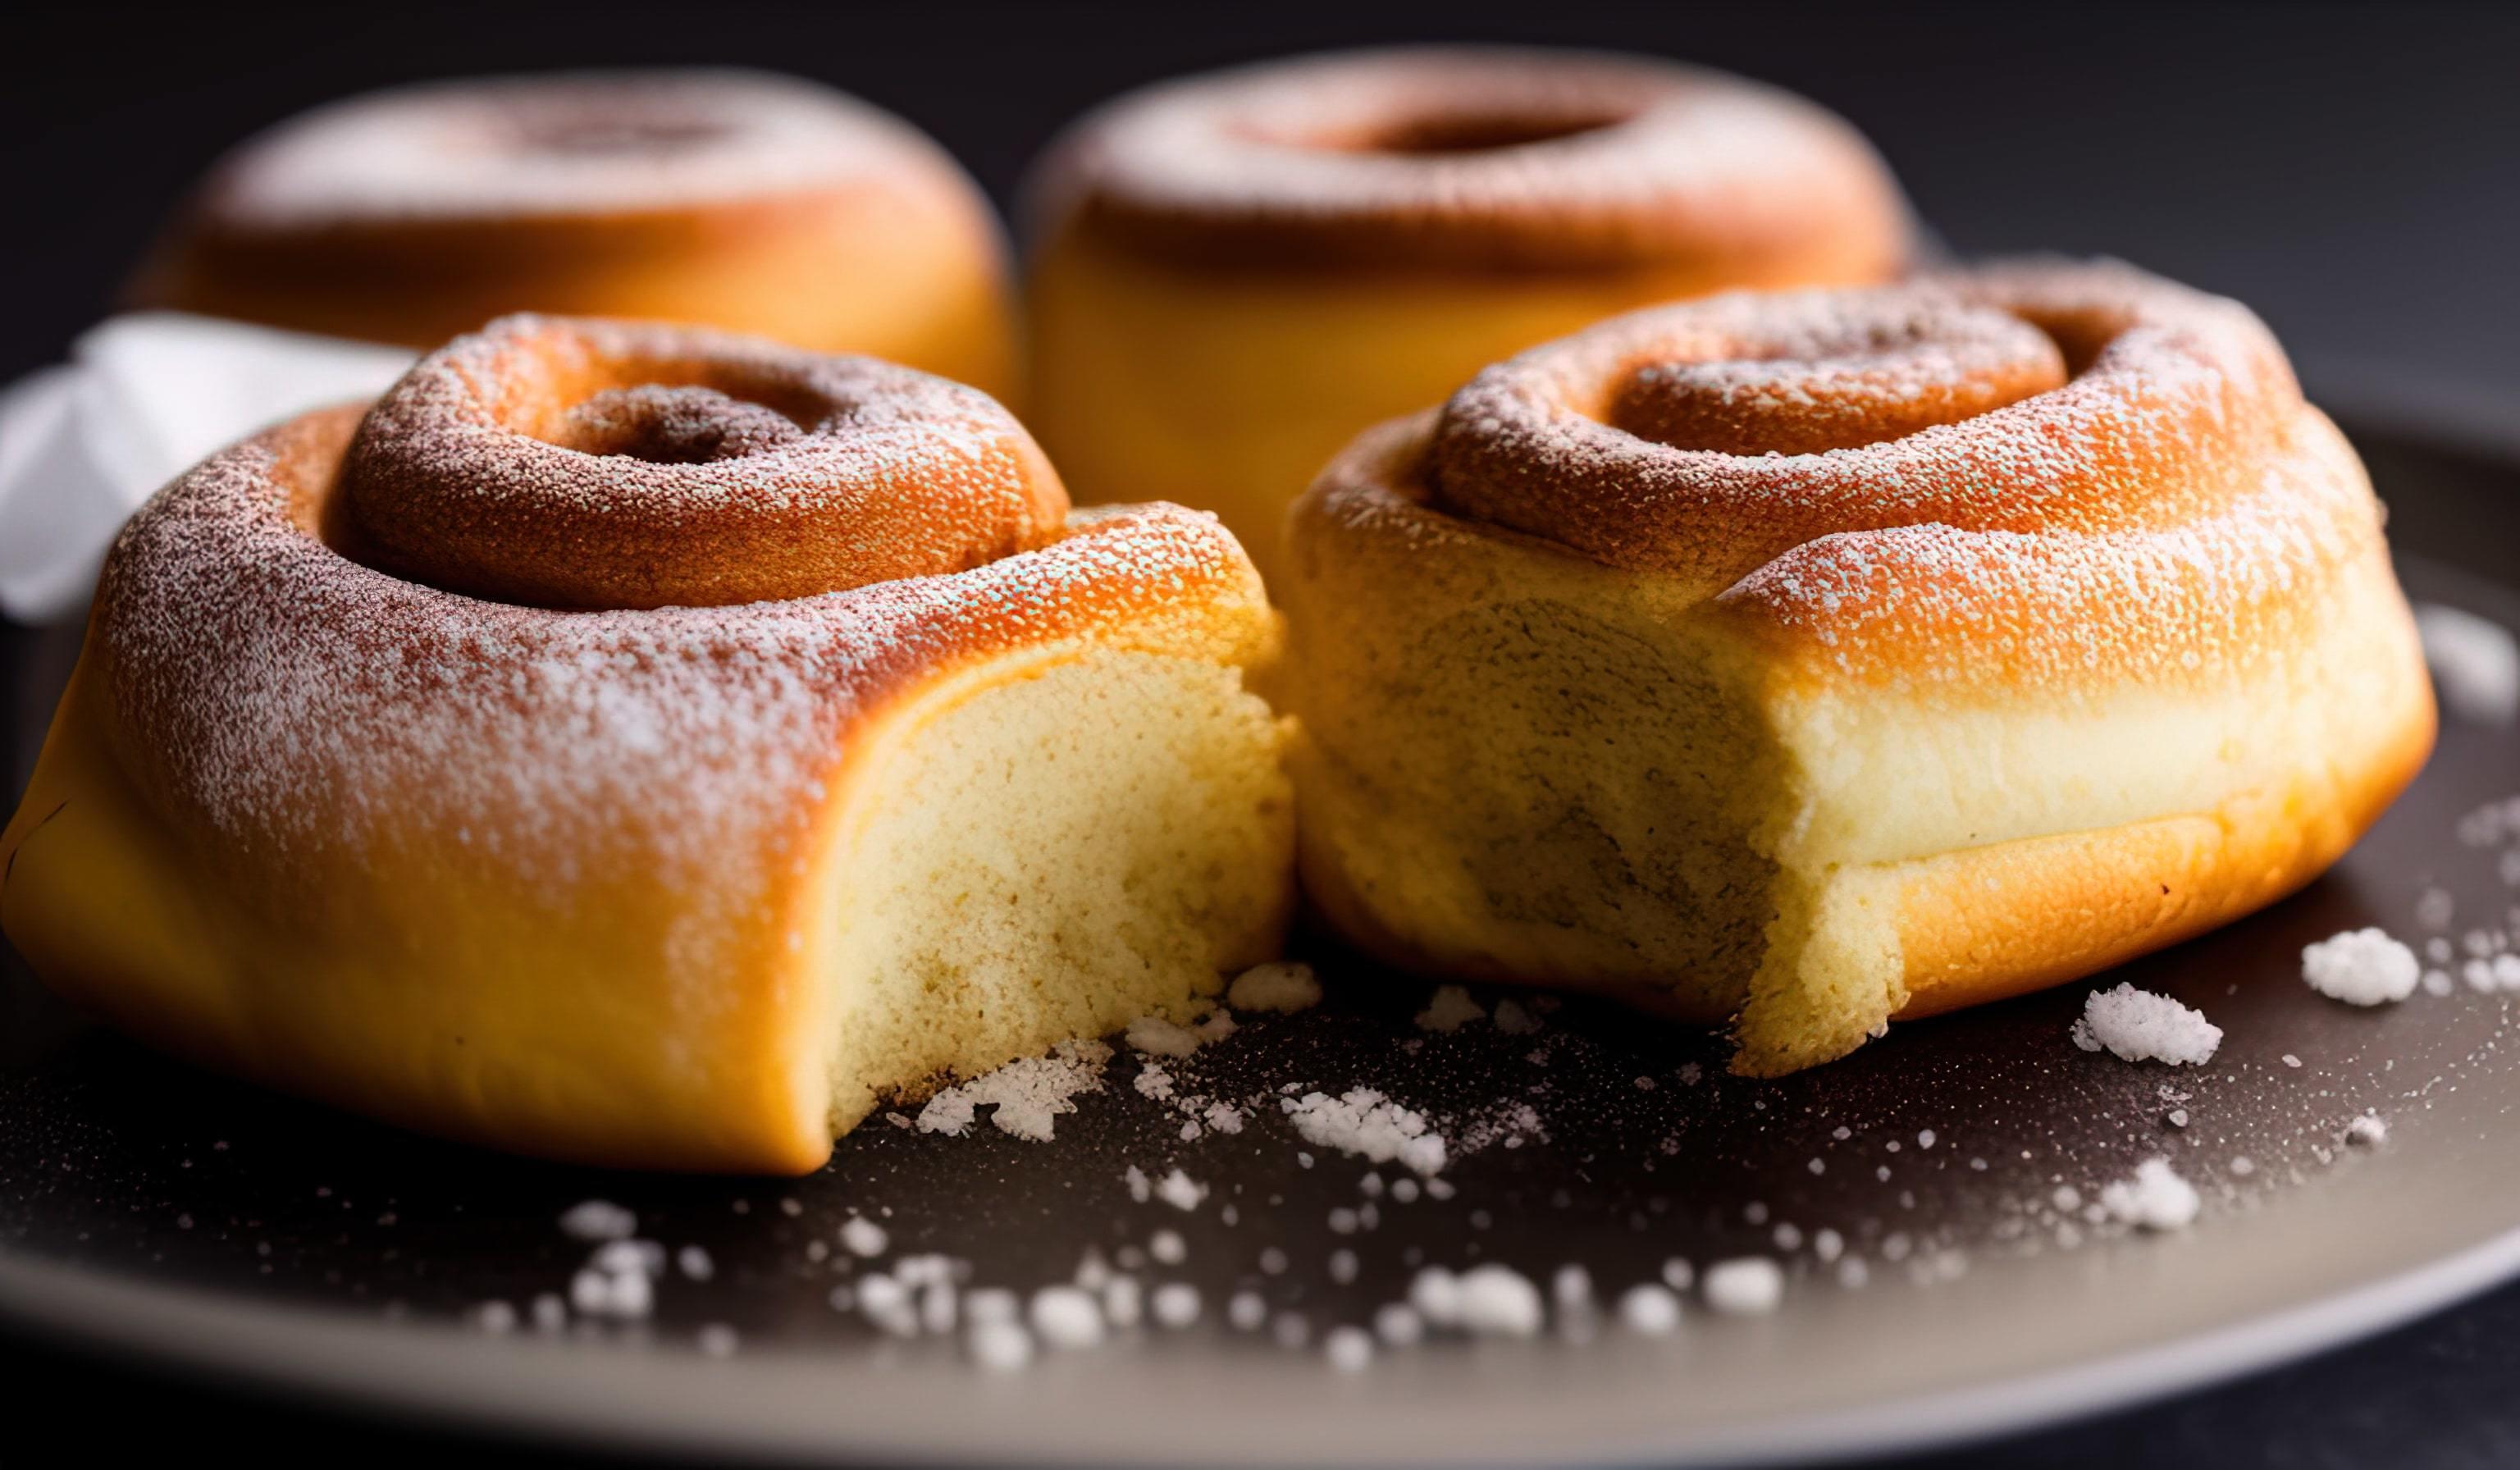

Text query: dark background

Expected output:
[7,0,2520,416]
[5,2,2518,1465]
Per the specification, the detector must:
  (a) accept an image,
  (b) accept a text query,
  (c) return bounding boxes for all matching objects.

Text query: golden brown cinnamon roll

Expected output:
[132,71,1016,398]
[1280,261,2432,1074]
[1025,47,1912,582]
[0,317,1290,1171]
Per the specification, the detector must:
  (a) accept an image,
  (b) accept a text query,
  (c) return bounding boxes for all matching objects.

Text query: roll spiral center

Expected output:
[338,315,1065,610]
[1605,301,2066,457]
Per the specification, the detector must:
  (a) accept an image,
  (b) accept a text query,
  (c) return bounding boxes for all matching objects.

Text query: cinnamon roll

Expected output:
[1025,47,1911,582]
[1281,260,2433,1074]
[0,317,1290,1171]
[131,71,1016,398]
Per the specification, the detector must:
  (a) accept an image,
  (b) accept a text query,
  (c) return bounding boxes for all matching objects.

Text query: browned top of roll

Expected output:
[340,315,1065,609]
[81,357,1269,926]
[174,69,956,233]
[1030,46,1911,274]
[1312,259,2386,695]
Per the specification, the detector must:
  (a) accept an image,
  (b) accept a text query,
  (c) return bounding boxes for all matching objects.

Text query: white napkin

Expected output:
[0,313,414,623]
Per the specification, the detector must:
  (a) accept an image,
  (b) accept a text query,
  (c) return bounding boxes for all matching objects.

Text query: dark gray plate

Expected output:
[2,413,2515,1468]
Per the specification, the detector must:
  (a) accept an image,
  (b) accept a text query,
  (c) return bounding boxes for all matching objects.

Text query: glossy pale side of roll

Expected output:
[131,71,1017,399]
[1025,46,1911,583]
[1281,260,2434,1075]
[0,318,1291,1171]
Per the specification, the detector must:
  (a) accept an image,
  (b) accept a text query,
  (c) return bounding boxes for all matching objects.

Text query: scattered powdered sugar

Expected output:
[2417,604,2520,724]
[1702,1258,1785,1317]
[1373,1303,1425,1347]
[2100,1159,2202,1230]
[481,765,2520,1382]
[569,1238,666,1322]
[1029,1286,1105,1349]
[1323,1325,1375,1372]
[1282,1089,1448,1176]
[916,1041,1115,1143]
[2070,984,2222,1066]
[557,1199,637,1242]
[1447,1265,1545,1338]
[840,1216,888,1258]
[1617,1283,1683,1335]
[1152,1283,1201,1328]
[1048,47,1898,276]
[1153,1169,1209,1212]
[1414,984,1486,1033]
[202,70,954,227]
[1125,1016,1206,1059]
[2301,929,2421,1006]
[1226,961,1322,1013]
[968,1318,1034,1371]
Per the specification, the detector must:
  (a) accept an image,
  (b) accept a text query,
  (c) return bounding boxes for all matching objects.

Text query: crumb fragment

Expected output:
[969,1319,1034,1370]
[2417,604,2520,723]
[1325,1325,1375,1372]
[1414,985,1485,1033]
[840,1216,888,1258]
[916,1040,1113,1142]
[1704,1258,1784,1316]
[1283,1089,1447,1176]
[1228,961,1322,1013]
[1372,1302,1423,1346]
[1154,1169,1208,1212]
[2301,929,2421,1006]
[1492,998,1541,1034]
[1152,1283,1200,1328]
[2101,1158,2201,1230]
[1125,1016,1204,1058]
[1618,1283,1683,1335]
[558,1199,636,1243]
[2070,984,2222,1065]
[1029,1285,1105,1349]
[1452,1264,1544,1337]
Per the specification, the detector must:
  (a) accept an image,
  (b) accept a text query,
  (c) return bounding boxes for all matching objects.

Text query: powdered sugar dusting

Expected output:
[89,380,1262,982]
[2070,984,2222,1066]
[1282,1089,1449,1176]
[2301,929,2421,1006]
[2417,603,2519,724]
[197,70,959,227]
[1038,46,1905,275]
[1378,260,2385,697]
[342,315,1060,609]
[915,1041,1115,1143]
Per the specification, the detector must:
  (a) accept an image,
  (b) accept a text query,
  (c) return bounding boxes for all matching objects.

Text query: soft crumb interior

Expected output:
[824,651,1291,1132]
[1298,594,1788,1018]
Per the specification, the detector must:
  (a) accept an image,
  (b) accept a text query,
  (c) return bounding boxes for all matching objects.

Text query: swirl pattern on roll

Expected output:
[1036,46,1910,276]
[91,319,1265,899]
[1406,260,2372,692]
[342,317,1065,609]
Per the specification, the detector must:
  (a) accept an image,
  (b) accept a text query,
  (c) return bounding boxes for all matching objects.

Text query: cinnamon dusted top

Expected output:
[1033,47,1911,275]
[185,70,954,229]
[88,403,1267,936]
[342,316,1064,609]
[1313,260,2385,694]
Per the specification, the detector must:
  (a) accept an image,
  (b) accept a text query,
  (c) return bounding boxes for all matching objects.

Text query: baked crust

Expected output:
[0,321,1288,1171]
[130,71,1015,397]
[1281,261,2436,1073]
[1022,47,1912,585]
[1030,46,1906,276]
